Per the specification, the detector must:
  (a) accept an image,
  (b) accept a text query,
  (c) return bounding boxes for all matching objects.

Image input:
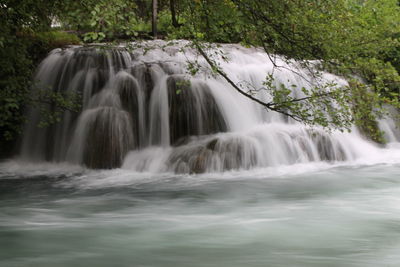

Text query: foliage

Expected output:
[349,81,387,143]
[57,0,150,42]
[31,88,82,128]
[178,0,400,141]
[170,0,245,42]
[0,1,39,143]
[35,31,81,48]
[0,1,81,154]
[25,31,81,63]
[0,38,31,142]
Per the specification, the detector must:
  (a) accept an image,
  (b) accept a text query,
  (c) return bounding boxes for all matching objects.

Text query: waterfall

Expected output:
[19,40,399,172]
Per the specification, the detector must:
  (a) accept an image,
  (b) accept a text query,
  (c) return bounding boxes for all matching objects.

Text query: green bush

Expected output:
[25,31,81,63]
[35,31,81,48]
[0,30,81,157]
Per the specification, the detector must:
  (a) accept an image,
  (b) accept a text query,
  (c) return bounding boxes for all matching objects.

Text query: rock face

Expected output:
[116,72,142,148]
[167,76,227,145]
[82,107,134,169]
[168,136,259,174]
[307,131,347,161]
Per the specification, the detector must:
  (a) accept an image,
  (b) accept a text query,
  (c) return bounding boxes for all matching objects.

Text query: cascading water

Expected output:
[20,40,400,172]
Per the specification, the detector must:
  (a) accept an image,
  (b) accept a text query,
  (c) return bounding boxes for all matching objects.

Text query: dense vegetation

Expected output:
[1,0,400,155]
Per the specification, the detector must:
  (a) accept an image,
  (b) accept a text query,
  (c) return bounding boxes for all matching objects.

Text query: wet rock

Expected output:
[131,63,155,100]
[83,107,134,169]
[117,73,141,147]
[168,135,258,173]
[167,76,227,144]
[308,131,346,161]
[206,138,218,150]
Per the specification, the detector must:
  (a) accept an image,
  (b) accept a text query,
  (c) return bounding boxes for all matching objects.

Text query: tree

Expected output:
[177,0,400,139]
[152,0,158,38]
[0,0,81,156]
[169,0,179,28]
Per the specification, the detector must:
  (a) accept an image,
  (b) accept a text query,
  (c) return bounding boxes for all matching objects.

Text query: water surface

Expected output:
[1,161,400,266]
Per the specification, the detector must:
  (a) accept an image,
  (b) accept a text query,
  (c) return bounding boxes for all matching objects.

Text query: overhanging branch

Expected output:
[193,41,310,123]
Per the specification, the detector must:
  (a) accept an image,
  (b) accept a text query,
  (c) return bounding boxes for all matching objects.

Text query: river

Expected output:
[2,158,400,267]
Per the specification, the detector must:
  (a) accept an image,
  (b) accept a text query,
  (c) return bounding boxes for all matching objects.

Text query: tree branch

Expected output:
[193,41,311,123]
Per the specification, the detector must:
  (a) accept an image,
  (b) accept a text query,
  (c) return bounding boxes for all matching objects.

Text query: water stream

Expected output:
[2,161,400,266]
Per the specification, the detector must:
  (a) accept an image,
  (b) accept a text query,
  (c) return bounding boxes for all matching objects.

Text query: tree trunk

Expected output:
[152,0,158,38]
[170,0,179,28]
[135,0,147,20]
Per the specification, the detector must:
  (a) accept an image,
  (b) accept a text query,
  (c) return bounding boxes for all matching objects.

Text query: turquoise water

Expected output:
[1,161,400,267]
